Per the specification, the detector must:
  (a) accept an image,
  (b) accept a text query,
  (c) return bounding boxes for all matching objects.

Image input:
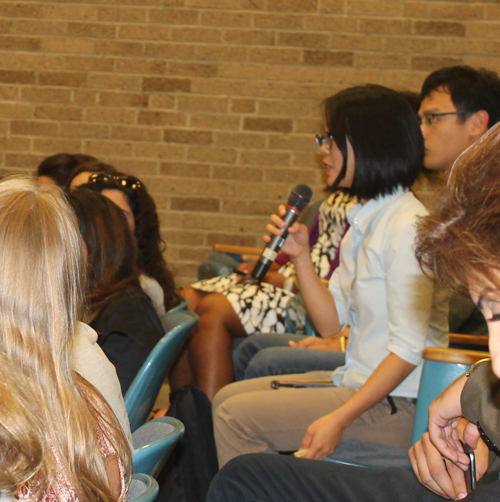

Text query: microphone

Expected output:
[251,184,313,282]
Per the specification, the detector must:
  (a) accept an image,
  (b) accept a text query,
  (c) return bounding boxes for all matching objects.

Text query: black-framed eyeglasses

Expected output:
[88,173,142,190]
[315,133,334,150]
[419,111,474,127]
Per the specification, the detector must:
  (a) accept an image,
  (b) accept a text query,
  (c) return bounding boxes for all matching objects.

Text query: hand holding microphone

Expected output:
[252,184,312,282]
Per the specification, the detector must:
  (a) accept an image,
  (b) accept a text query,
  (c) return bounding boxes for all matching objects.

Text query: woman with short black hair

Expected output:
[212,85,449,468]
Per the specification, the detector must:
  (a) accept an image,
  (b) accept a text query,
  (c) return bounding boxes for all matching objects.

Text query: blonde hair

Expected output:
[0,177,131,501]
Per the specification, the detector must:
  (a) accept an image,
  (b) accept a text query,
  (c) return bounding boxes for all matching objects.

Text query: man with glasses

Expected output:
[418,66,500,173]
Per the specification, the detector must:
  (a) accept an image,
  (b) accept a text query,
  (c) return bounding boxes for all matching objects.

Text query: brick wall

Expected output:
[0,0,496,285]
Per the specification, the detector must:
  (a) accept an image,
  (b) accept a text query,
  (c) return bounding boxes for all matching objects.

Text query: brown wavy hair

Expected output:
[415,121,500,295]
[82,173,180,312]
[67,188,144,318]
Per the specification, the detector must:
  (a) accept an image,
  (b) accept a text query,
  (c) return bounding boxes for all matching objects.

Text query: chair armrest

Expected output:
[449,333,489,347]
[423,346,490,366]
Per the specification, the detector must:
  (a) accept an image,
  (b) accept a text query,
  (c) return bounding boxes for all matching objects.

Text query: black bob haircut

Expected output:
[324,85,424,201]
[420,66,500,128]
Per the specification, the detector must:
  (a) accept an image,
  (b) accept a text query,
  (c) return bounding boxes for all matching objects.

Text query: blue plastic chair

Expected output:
[324,346,489,468]
[167,297,189,313]
[128,473,159,502]
[125,310,198,432]
[132,416,185,478]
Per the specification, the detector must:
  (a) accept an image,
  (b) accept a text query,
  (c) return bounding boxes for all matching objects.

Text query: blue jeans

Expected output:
[233,333,346,381]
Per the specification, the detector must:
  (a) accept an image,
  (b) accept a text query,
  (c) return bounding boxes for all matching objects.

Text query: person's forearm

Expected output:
[291,251,341,337]
[332,353,416,429]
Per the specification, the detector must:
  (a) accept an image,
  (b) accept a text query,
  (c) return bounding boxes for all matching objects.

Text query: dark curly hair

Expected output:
[37,153,97,189]
[82,172,180,312]
[65,161,118,191]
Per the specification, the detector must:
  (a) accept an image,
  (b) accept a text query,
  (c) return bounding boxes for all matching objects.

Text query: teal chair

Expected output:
[125,310,198,432]
[324,346,489,468]
[128,473,159,502]
[132,416,185,478]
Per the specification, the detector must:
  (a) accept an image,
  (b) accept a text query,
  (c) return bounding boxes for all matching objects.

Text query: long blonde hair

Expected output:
[0,177,131,501]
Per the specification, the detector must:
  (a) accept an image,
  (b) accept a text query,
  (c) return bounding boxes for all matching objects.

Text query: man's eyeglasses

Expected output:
[315,133,334,150]
[88,173,142,190]
[419,111,474,127]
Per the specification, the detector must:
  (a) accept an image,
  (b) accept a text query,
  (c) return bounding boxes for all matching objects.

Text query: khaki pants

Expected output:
[213,371,415,467]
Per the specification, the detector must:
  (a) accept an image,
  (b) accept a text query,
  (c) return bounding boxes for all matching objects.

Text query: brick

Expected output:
[68,22,116,39]
[59,123,109,139]
[466,22,500,39]
[5,153,44,169]
[248,47,302,64]
[414,21,466,37]
[305,15,358,32]
[304,50,354,67]
[88,74,142,91]
[195,45,248,62]
[6,136,31,152]
[0,102,32,119]
[160,162,210,178]
[348,0,402,16]
[259,99,317,118]
[359,19,412,34]
[64,56,115,72]
[94,40,144,57]
[268,134,314,151]
[138,110,187,127]
[411,55,463,71]
[403,2,428,18]
[144,42,196,59]
[39,72,87,87]
[97,6,147,22]
[170,27,222,43]
[0,35,41,51]
[14,20,66,36]
[214,132,266,149]
[73,90,98,106]
[254,13,304,29]
[213,165,263,182]
[178,96,228,113]
[143,77,191,93]
[319,0,345,13]
[86,107,137,124]
[11,120,58,137]
[22,87,72,104]
[0,2,45,17]
[112,125,162,142]
[0,70,35,85]
[240,151,292,166]
[277,32,329,48]
[83,139,135,158]
[164,129,213,145]
[382,36,438,53]
[201,11,251,27]
[135,143,186,161]
[149,8,199,24]
[171,197,220,212]
[44,3,97,20]
[428,3,484,20]
[355,52,409,69]
[223,29,275,46]
[0,85,20,101]
[41,37,94,54]
[189,114,240,131]
[100,91,149,108]
[168,62,219,78]
[35,105,83,121]
[116,59,167,74]
[244,117,292,133]
[240,0,266,8]
[231,99,255,114]
[33,138,82,153]
[106,158,159,176]
[187,147,237,164]
[164,229,204,246]
[267,0,318,13]
[118,24,171,41]
[185,0,240,7]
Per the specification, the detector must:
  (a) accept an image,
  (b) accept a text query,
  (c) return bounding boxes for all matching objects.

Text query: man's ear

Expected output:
[470,110,490,138]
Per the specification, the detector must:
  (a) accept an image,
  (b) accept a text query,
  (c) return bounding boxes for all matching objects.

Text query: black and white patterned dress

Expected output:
[191,192,355,335]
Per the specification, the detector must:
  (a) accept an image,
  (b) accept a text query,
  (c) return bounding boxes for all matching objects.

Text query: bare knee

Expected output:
[181,286,206,312]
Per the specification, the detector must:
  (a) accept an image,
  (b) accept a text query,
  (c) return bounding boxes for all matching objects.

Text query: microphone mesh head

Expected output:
[288,184,312,211]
